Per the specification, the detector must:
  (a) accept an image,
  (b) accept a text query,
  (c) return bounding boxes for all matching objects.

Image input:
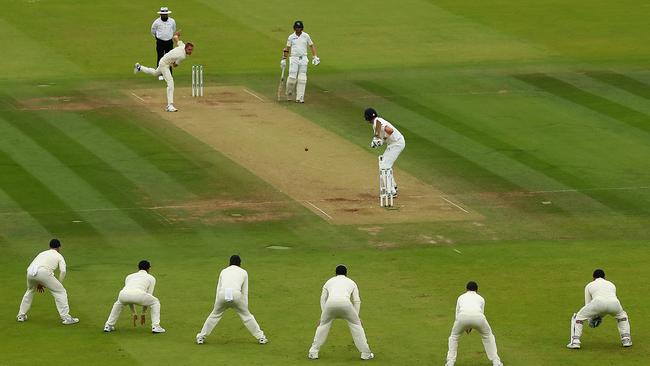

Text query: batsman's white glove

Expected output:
[312,56,320,66]
[370,137,383,148]
[589,316,602,328]
[280,58,286,68]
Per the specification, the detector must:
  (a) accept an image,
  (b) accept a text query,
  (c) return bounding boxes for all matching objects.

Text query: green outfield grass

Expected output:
[1,0,649,365]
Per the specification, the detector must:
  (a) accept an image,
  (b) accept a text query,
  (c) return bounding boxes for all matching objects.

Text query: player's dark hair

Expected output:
[335,265,347,275]
[230,255,241,266]
[466,281,478,291]
[185,42,194,48]
[593,269,605,278]
[139,260,151,270]
[49,239,61,248]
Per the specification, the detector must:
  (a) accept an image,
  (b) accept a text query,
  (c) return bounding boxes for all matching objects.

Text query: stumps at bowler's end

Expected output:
[192,65,204,97]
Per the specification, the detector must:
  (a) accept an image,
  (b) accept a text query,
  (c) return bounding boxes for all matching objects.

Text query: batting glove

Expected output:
[370,137,383,148]
[280,59,286,68]
[311,56,320,66]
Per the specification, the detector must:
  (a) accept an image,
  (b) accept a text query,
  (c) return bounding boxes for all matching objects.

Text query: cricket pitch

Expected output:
[129,86,481,225]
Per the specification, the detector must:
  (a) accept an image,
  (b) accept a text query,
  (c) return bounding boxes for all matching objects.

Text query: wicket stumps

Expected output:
[378,155,394,207]
[192,65,204,97]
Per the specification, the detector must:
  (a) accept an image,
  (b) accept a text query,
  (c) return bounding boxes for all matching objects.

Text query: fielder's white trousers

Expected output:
[198,290,265,340]
[570,297,630,342]
[309,299,372,355]
[140,64,174,105]
[105,290,161,327]
[380,141,405,194]
[446,312,501,364]
[18,269,71,319]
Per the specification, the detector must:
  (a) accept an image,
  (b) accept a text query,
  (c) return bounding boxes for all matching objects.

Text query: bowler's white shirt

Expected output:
[122,270,156,294]
[320,275,361,311]
[373,117,405,145]
[28,249,66,281]
[287,32,313,57]
[585,278,618,304]
[151,17,176,40]
[455,291,485,316]
[217,265,249,296]
[159,41,187,67]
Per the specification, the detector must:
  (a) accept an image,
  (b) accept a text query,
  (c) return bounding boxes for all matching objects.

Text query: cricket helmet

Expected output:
[364,107,378,121]
[293,20,304,29]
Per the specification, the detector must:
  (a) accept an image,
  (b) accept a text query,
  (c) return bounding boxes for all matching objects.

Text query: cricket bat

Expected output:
[277,65,286,101]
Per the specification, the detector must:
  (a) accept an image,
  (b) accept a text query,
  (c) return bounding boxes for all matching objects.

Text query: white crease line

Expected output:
[440,196,470,213]
[305,200,333,220]
[131,92,145,103]
[243,88,265,102]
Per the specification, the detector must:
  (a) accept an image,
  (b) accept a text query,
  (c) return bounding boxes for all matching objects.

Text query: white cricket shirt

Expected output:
[320,275,361,311]
[151,17,177,41]
[27,249,66,280]
[584,278,618,304]
[217,265,249,296]
[374,117,405,145]
[286,32,314,58]
[455,291,485,316]
[159,41,187,67]
[122,270,156,294]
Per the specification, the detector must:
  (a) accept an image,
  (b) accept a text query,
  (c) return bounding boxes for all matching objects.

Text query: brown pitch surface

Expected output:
[129,86,481,224]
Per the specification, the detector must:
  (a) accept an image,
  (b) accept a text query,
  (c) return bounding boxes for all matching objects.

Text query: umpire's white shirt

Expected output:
[27,249,66,281]
[217,265,249,297]
[321,275,361,312]
[122,270,156,294]
[159,41,187,67]
[287,32,313,58]
[151,17,176,40]
[456,291,485,316]
[585,278,618,304]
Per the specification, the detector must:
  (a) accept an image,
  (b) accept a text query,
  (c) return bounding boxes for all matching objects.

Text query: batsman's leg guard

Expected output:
[286,77,297,99]
[296,73,307,102]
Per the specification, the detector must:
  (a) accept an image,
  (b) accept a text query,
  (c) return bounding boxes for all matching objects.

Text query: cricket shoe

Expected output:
[133,63,141,74]
[445,361,454,366]
[103,324,115,332]
[152,325,166,333]
[308,352,319,360]
[361,352,374,360]
[158,75,164,81]
[166,105,178,112]
[622,338,633,347]
[16,314,27,322]
[566,341,581,349]
[258,337,269,344]
[493,362,504,366]
[196,334,205,345]
[62,316,79,325]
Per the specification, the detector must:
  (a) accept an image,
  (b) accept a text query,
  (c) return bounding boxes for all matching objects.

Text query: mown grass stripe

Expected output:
[83,107,220,198]
[516,73,650,135]
[357,79,650,215]
[2,108,168,233]
[301,81,527,195]
[586,71,650,101]
[0,148,101,237]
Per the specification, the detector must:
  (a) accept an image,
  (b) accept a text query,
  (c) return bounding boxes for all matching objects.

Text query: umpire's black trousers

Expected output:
[156,38,174,72]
